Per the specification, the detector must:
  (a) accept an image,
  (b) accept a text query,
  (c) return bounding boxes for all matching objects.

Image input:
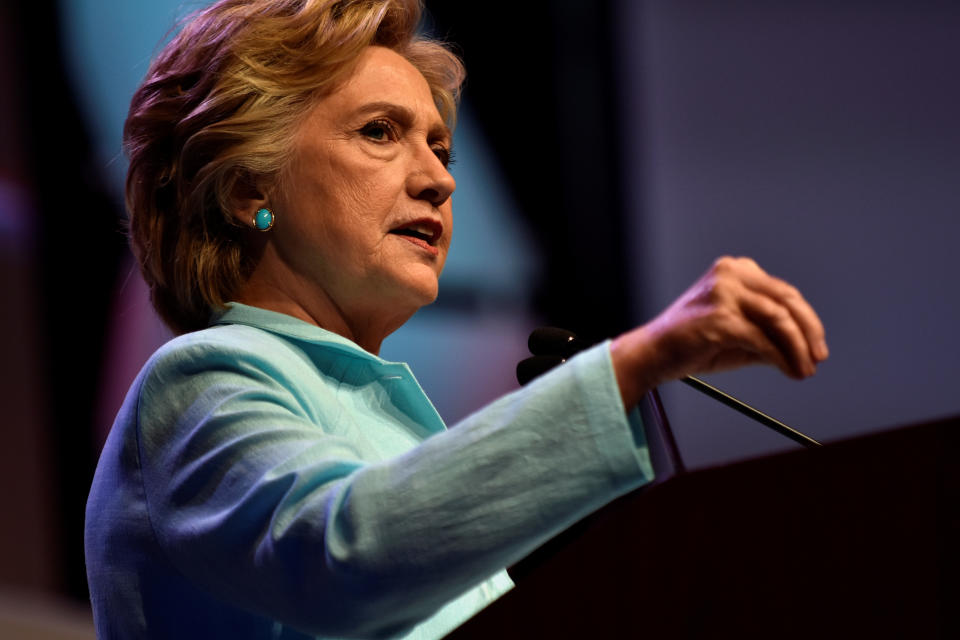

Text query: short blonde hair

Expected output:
[125,0,465,334]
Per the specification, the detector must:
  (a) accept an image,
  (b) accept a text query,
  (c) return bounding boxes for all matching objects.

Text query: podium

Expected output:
[448,412,960,638]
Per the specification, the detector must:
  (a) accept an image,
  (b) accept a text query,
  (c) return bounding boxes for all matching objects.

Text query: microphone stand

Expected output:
[519,327,822,449]
[680,376,821,448]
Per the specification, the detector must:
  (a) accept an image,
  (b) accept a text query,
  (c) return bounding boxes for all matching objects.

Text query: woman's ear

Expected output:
[229,173,269,228]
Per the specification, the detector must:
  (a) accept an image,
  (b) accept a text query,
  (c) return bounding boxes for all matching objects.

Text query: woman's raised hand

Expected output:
[611,256,829,408]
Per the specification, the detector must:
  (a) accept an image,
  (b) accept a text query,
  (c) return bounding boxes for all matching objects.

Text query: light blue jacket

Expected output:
[85,303,653,639]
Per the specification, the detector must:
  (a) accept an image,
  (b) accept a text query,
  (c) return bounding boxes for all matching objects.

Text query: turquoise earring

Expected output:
[253,207,275,231]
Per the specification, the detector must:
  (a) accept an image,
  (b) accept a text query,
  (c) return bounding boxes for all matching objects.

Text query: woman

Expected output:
[85,0,828,638]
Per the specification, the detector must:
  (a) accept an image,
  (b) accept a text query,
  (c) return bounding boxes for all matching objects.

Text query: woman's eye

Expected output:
[360,120,395,141]
[433,146,455,168]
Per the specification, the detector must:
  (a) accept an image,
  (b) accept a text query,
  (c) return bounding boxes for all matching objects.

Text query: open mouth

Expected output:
[388,219,443,248]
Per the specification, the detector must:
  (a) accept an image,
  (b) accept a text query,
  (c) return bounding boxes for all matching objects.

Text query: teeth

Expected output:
[390,221,440,247]
[393,223,437,241]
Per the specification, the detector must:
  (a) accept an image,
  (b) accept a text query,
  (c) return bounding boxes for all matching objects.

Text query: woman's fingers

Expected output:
[729,257,829,363]
[611,256,828,409]
[713,328,794,379]
[735,283,816,378]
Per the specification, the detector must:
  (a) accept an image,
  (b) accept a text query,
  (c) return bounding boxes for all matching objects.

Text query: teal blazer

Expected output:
[85,303,653,639]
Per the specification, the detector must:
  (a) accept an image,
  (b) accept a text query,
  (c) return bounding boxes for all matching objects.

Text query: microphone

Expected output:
[527,326,585,358]
[515,327,586,385]
[517,327,822,448]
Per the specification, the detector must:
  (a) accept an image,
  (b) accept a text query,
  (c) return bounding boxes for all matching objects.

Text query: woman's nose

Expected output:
[408,147,456,207]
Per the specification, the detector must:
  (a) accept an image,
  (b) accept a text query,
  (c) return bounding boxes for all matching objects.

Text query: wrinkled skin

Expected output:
[612,256,828,408]
[235,46,455,354]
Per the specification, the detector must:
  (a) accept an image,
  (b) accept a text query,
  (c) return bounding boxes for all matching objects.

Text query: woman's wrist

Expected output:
[610,325,661,410]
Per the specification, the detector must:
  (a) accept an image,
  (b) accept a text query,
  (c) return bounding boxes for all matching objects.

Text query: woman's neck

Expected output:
[234,266,414,355]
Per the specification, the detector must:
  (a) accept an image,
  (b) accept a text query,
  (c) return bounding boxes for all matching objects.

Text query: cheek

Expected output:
[325,143,391,192]
[331,162,403,225]
[441,203,454,249]
[286,143,388,215]
[294,170,383,243]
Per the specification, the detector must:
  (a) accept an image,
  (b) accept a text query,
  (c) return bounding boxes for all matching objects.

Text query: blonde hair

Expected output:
[125,0,464,334]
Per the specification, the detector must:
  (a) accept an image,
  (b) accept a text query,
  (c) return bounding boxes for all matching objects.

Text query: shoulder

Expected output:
[141,323,326,391]
[135,324,329,433]
[149,323,298,369]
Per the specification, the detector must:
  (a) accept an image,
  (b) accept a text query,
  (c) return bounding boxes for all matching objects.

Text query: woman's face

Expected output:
[266,46,455,336]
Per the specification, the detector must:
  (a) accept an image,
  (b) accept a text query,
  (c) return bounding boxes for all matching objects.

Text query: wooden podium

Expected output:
[448,412,960,638]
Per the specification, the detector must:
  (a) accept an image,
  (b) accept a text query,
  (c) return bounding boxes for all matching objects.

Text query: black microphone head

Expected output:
[517,355,566,386]
[527,327,584,357]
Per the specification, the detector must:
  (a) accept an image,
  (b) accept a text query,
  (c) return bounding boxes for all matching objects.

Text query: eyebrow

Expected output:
[351,101,452,143]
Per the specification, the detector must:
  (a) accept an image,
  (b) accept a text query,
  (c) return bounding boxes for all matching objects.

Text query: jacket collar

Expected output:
[211,302,392,365]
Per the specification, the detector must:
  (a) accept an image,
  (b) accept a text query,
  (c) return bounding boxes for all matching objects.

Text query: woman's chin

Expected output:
[381,271,440,313]
[402,262,442,303]
[407,277,440,308]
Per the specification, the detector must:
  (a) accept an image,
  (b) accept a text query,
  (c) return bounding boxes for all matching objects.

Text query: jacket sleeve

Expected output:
[135,332,653,638]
